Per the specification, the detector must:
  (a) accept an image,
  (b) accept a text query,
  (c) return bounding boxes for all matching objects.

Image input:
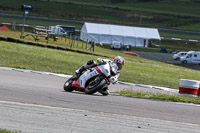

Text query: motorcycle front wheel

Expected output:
[85,78,106,95]
[63,77,74,92]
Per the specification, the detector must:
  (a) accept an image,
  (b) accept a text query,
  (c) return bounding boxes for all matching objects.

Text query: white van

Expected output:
[173,52,187,61]
[50,26,67,37]
[180,51,200,64]
[111,41,121,50]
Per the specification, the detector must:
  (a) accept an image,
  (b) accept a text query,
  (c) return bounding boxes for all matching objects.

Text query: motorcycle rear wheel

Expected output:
[85,78,106,95]
[63,77,74,92]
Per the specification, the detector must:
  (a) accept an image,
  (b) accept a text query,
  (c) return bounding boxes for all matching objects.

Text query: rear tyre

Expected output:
[85,78,106,95]
[63,77,74,92]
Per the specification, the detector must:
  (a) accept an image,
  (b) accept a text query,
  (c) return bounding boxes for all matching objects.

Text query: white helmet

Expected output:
[113,56,125,70]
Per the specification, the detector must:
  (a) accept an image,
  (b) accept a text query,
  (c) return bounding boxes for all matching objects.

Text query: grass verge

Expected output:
[0,129,20,133]
[114,91,200,104]
[1,40,200,89]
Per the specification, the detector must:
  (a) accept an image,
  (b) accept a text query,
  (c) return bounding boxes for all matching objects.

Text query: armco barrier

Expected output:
[179,79,200,97]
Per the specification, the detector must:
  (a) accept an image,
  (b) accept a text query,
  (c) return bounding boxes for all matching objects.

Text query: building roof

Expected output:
[82,22,160,40]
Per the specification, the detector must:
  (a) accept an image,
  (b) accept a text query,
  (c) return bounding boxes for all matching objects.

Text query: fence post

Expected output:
[86,39,88,49]
[65,34,67,42]
[77,38,79,48]
[70,40,73,48]
[69,34,71,45]
[46,27,49,44]
[54,27,56,35]
[57,28,59,36]
[90,41,92,51]
[12,21,16,31]
[72,37,75,47]
[93,42,95,52]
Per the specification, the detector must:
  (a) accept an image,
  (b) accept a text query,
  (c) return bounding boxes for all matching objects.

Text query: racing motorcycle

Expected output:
[63,61,118,95]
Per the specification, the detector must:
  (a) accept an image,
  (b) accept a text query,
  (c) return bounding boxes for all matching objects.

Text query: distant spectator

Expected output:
[160,47,168,53]
[126,45,130,51]
[144,39,146,47]
[149,40,152,47]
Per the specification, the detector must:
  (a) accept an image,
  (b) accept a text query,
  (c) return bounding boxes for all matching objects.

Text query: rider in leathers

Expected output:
[75,56,125,95]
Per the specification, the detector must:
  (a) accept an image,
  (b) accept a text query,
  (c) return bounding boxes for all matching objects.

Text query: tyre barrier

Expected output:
[179,79,200,97]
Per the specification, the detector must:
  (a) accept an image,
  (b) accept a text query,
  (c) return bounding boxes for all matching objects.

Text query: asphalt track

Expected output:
[0,69,200,133]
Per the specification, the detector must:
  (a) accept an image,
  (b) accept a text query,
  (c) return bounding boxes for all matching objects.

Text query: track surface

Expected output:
[0,69,200,133]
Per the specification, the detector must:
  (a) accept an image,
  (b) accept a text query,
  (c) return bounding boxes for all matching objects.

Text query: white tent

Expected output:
[80,22,160,47]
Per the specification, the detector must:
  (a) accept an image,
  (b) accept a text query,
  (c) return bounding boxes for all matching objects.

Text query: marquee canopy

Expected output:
[80,22,160,47]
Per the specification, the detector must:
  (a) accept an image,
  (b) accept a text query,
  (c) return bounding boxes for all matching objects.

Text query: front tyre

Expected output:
[63,77,74,92]
[85,79,107,95]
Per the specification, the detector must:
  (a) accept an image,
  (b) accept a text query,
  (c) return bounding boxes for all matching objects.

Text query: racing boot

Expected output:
[75,60,96,76]
[98,87,109,96]
[75,66,85,77]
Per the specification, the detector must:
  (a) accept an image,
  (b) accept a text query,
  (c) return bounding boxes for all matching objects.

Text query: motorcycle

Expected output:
[63,61,118,95]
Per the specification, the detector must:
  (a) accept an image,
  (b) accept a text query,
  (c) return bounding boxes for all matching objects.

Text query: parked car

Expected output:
[57,25,75,36]
[180,51,200,64]
[173,52,187,61]
[50,25,67,37]
[111,41,121,50]
[50,25,75,37]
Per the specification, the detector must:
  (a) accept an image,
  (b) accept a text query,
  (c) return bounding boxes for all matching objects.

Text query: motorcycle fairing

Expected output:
[79,63,111,88]
[98,63,111,77]
[72,78,85,92]
[79,67,99,88]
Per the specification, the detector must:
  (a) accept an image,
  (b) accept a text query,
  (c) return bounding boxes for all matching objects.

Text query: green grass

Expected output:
[159,40,200,51]
[160,32,200,41]
[114,91,200,104]
[1,0,200,31]
[37,0,200,17]
[0,129,20,133]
